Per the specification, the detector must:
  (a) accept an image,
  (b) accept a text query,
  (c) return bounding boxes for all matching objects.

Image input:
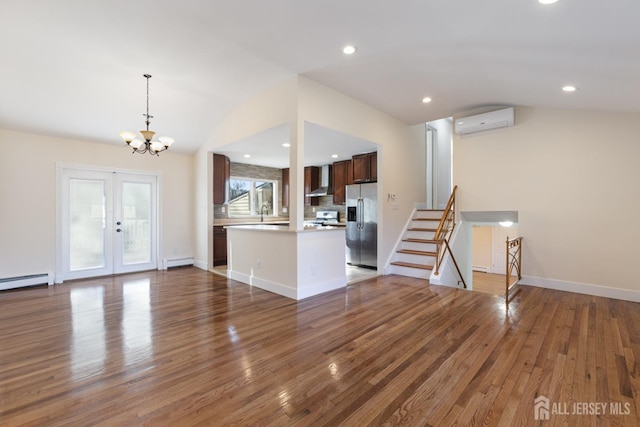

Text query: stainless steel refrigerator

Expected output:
[346,183,377,269]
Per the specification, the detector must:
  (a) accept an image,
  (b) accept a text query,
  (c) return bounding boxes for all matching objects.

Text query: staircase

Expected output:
[388,209,444,279]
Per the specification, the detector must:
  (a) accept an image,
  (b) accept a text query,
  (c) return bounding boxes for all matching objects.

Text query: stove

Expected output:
[304,210,340,226]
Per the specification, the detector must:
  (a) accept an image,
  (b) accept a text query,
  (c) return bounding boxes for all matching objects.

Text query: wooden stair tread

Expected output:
[417,209,445,212]
[397,249,437,256]
[413,218,441,221]
[403,238,438,244]
[408,228,438,232]
[391,261,434,270]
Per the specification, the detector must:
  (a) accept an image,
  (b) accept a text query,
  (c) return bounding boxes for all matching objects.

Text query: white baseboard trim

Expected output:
[193,259,208,270]
[163,257,195,269]
[521,275,640,303]
[227,270,345,301]
[251,276,297,300]
[228,270,297,299]
[0,272,53,291]
[298,277,346,300]
[472,266,490,273]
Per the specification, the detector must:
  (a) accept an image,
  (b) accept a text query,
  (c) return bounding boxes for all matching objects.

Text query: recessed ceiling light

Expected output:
[422,97,432,104]
[282,143,290,147]
[342,45,356,55]
[331,154,339,158]
[243,154,251,158]
[499,221,514,227]
[562,85,577,92]
[539,0,558,4]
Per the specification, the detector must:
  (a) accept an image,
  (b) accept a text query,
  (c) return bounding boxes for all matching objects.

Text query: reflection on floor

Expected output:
[210,264,378,286]
[472,271,519,297]
[346,264,378,285]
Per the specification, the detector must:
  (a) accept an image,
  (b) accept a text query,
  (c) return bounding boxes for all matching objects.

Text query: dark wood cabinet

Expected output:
[280,167,320,207]
[304,166,320,206]
[213,226,227,266]
[281,168,289,208]
[370,152,377,182]
[213,153,230,204]
[352,151,377,183]
[332,159,353,205]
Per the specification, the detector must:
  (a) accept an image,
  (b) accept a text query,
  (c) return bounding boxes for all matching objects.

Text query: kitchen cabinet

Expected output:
[332,159,353,205]
[213,153,230,204]
[352,151,377,183]
[305,166,320,206]
[281,168,289,208]
[213,226,227,266]
[281,166,319,206]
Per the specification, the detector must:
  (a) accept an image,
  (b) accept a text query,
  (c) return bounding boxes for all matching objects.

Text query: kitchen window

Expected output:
[228,177,278,217]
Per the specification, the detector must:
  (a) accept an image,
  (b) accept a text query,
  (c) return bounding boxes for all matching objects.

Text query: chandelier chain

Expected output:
[144,74,153,130]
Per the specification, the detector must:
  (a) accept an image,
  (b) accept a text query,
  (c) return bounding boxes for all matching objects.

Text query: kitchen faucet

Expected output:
[260,204,269,222]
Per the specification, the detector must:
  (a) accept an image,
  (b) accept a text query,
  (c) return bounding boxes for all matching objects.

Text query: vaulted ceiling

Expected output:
[1,0,638,155]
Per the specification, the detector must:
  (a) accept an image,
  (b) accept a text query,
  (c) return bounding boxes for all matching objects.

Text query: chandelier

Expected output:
[119,74,174,155]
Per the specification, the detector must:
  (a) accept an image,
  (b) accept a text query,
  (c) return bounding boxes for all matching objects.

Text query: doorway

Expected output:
[471,224,519,296]
[58,167,158,282]
[425,118,453,210]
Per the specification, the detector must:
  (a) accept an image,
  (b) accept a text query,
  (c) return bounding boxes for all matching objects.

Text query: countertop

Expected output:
[214,219,346,227]
[225,223,345,233]
[213,218,289,226]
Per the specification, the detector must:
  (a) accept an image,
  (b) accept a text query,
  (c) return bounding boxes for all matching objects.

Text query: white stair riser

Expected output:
[406,230,436,240]
[388,265,431,280]
[411,219,440,229]
[415,211,444,220]
[401,241,438,252]
[393,253,436,265]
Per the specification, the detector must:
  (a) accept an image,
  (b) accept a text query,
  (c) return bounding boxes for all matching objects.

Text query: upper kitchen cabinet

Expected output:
[352,151,377,183]
[304,166,320,206]
[213,153,230,204]
[282,166,320,206]
[332,159,353,205]
[281,168,290,208]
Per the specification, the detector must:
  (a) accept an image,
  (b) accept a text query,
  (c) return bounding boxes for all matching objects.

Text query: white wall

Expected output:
[194,76,426,270]
[297,77,426,268]
[454,107,640,295]
[427,118,453,209]
[0,129,194,279]
[472,226,492,271]
[195,77,298,269]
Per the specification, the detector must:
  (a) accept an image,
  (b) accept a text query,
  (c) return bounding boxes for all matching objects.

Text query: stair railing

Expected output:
[505,236,523,302]
[432,186,466,288]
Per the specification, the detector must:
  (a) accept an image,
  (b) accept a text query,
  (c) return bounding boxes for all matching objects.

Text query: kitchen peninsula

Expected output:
[225,224,346,300]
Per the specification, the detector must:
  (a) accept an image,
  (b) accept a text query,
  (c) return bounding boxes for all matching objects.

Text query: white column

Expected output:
[289,119,305,230]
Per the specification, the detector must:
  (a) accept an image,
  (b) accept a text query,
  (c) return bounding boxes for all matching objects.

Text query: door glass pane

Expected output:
[69,179,106,271]
[122,182,151,265]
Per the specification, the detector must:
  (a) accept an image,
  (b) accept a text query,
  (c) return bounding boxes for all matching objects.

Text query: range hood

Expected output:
[306,164,332,197]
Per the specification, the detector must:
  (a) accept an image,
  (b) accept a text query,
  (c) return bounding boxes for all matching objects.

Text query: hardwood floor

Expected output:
[1,268,639,426]
[472,271,513,296]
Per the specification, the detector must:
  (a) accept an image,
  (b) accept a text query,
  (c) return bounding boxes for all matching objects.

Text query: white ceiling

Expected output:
[1,0,639,160]
[214,122,379,168]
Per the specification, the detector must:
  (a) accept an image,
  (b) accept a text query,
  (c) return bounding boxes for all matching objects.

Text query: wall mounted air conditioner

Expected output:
[454,107,515,135]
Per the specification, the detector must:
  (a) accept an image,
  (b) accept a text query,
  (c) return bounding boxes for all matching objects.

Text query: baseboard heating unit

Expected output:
[0,273,54,291]
[163,257,194,270]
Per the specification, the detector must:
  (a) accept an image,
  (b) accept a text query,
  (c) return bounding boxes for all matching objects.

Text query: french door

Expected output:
[59,168,158,281]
